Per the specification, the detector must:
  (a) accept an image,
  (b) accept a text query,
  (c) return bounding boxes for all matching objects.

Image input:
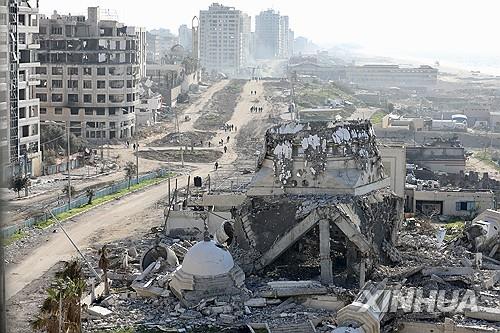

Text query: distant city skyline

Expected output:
[39,0,500,70]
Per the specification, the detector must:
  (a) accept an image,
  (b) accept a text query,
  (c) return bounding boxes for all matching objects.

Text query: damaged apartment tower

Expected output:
[35,7,146,140]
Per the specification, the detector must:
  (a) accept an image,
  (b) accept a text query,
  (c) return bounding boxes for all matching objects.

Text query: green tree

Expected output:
[9,176,29,198]
[32,261,86,333]
[124,161,136,189]
[40,124,87,163]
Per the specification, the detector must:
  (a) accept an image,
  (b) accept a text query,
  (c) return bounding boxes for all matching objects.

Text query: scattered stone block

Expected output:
[87,306,113,317]
[219,314,236,324]
[464,307,500,322]
[245,298,267,307]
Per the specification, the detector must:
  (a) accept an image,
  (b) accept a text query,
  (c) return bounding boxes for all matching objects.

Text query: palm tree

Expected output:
[124,161,136,190]
[32,260,86,333]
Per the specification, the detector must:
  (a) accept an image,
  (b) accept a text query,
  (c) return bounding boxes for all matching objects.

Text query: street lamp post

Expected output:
[135,139,139,184]
[66,122,71,210]
[42,121,72,209]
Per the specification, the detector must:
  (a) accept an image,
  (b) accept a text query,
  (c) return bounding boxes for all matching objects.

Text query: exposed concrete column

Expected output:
[359,259,366,288]
[319,219,333,285]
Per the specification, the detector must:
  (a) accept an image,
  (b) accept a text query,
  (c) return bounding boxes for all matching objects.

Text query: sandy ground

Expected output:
[466,154,500,181]
[348,107,380,120]
[5,79,283,308]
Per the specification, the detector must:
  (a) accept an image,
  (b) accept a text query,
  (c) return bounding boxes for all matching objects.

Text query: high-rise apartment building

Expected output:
[1,0,42,177]
[199,3,250,75]
[178,24,192,52]
[35,7,145,140]
[255,9,291,60]
[0,0,9,174]
[240,13,251,68]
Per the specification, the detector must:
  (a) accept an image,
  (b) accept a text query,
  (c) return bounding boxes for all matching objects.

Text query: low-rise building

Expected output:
[345,64,438,89]
[381,114,429,131]
[405,187,495,217]
[146,61,199,107]
[405,138,466,174]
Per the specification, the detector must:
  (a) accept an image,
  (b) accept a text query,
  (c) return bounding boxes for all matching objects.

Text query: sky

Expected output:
[38,0,500,66]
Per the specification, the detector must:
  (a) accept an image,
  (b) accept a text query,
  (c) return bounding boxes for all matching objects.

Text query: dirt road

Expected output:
[4,80,231,226]
[6,79,280,301]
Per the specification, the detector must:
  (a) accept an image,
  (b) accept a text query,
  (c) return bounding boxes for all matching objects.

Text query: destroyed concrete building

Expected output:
[77,119,500,333]
[173,120,404,289]
[136,78,162,126]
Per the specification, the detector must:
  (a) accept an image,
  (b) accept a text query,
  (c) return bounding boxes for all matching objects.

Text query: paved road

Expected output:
[6,79,278,301]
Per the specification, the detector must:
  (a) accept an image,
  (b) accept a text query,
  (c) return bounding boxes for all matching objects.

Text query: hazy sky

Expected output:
[39,0,500,61]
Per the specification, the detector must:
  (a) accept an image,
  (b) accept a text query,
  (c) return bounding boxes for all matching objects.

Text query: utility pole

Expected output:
[135,139,139,184]
[66,122,71,210]
[100,124,104,173]
[23,154,28,197]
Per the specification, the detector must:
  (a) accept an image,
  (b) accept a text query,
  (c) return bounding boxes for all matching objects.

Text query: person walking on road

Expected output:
[224,146,227,153]
[227,136,230,143]
[215,161,219,170]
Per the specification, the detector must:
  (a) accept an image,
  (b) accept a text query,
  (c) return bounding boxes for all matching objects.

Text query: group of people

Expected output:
[125,141,139,150]
[250,106,264,113]
[250,90,258,95]
[218,136,230,145]
[223,123,236,132]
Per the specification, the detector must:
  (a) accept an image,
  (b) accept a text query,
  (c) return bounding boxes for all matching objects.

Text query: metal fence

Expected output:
[2,168,169,238]
[44,159,81,176]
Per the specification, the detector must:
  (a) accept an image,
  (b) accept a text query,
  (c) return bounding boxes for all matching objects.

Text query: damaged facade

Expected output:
[36,7,146,139]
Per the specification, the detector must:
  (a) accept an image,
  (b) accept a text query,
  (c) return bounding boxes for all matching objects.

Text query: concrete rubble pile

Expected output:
[80,120,499,333]
[81,232,350,332]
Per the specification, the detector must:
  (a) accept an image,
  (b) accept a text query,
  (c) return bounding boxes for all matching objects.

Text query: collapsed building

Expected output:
[229,120,403,287]
[76,119,500,333]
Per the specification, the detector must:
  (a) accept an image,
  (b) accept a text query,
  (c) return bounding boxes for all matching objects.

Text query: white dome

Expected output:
[181,240,235,277]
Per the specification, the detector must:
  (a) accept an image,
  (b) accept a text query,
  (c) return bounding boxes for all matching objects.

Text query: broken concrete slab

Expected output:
[399,319,498,333]
[81,280,108,307]
[244,298,267,307]
[421,266,474,276]
[482,270,500,289]
[261,281,328,298]
[133,284,169,298]
[298,295,346,311]
[219,313,236,324]
[87,305,113,318]
[464,306,500,322]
